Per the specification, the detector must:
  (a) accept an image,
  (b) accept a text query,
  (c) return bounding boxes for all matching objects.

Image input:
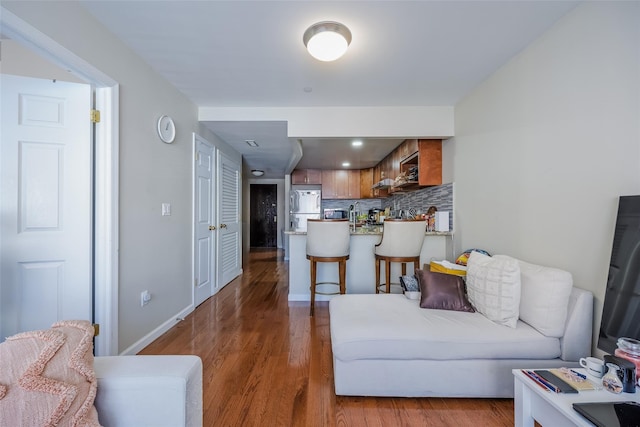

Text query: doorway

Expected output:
[250,184,278,248]
[1,10,120,355]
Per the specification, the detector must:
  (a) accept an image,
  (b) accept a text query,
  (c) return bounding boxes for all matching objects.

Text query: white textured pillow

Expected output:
[466,252,521,328]
[496,256,573,337]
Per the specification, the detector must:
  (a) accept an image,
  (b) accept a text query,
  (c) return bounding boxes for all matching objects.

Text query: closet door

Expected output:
[193,134,216,306]
[217,153,241,287]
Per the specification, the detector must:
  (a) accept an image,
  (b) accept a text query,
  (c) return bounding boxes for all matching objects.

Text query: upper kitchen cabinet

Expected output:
[322,170,360,199]
[396,139,442,188]
[360,168,374,199]
[347,170,361,199]
[397,139,419,162]
[291,169,322,185]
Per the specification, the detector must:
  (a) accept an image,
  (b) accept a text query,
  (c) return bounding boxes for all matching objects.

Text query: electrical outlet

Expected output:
[141,290,151,307]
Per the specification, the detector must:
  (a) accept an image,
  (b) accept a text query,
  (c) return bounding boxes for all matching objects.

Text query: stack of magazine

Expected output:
[522,368,598,393]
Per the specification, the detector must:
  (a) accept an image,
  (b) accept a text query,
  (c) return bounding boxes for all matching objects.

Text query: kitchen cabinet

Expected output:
[348,170,361,199]
[398,139,419,162]
[360,168,374,199]
[395,139,442,188]
[291,169,322,185]
[321,170,360,199]
[321,170,336,198]
[371,165,389,198]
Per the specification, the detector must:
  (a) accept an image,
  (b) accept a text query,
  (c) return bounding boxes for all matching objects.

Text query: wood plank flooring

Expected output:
[139,249,514,426]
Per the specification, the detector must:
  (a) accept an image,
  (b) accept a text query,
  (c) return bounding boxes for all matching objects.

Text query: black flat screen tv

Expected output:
[598,195,640,354]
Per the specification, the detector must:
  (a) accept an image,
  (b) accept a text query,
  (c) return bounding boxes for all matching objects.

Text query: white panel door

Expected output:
[1,75,92,339]
[193,134,216,306]
[218,153,241,287]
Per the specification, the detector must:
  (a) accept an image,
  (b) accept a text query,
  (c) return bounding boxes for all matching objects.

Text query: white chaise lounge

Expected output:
[329,256,593,398]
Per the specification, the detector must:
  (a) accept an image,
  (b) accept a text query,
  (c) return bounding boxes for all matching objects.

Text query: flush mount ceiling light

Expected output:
[251,169,265,177]
[303,21,352,62]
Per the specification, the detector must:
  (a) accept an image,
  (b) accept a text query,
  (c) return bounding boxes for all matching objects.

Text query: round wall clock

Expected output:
[157,115,176,143]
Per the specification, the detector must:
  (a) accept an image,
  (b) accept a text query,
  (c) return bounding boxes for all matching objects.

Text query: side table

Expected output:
[513,368,639,427]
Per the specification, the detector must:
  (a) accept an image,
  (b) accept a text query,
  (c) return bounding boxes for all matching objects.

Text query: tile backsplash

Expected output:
[321,182,454,230]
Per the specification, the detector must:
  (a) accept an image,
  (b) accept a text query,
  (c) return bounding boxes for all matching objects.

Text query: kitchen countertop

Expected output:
[287,228,452,300]
[284,228,452,236]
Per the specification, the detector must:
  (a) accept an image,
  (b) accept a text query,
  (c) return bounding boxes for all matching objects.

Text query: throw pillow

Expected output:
[416,269,475,312]
[495,256,573,337]
[399,275,419,292]
[0,320,102,426]
[466,251,521,328]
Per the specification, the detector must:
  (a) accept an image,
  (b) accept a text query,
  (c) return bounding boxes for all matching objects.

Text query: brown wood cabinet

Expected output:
[321,170,360,199]
[398,139,419,162]
[347,170,360,199]
[395,139,442,188]
[321,170,336,198]
[371,165,388,198]
[291,169,322,185]
[360,168,374,199]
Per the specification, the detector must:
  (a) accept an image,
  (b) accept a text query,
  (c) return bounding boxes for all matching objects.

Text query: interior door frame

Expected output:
[1,7,120,356]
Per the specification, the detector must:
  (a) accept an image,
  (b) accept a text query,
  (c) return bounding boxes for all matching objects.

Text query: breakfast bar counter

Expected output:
[285,229,453,301]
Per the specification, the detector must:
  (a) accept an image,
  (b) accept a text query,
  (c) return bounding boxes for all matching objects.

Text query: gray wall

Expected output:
[444,2,640,354]
[3,1,241,353]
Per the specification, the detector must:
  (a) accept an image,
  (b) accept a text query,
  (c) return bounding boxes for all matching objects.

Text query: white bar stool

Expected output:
[306,219,350,316]
[374,219,426,293]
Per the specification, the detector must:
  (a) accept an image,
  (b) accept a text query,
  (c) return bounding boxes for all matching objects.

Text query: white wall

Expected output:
[444,1,640,353]
[2,1,240,353]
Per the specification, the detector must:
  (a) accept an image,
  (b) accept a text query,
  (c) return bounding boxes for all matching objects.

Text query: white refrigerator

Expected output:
[289,189,321,232]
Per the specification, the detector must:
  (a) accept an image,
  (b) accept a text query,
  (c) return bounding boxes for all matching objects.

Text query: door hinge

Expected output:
[90,109,101,123]
[93,323,100,336]
[195,152,200,161]
[194,278,198,287]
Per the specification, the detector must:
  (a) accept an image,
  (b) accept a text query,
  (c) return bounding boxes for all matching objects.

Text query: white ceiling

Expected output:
[80,0,579,178]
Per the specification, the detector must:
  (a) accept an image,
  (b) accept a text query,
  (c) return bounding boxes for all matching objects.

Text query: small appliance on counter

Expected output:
[324,209,348,219]
[368,208,384,224]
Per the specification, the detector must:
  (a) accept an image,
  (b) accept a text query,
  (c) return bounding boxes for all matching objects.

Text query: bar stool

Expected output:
[374,219,426,294]
[306,219,350,316]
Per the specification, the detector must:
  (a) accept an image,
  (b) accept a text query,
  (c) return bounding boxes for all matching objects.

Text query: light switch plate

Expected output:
[161,203,171,216]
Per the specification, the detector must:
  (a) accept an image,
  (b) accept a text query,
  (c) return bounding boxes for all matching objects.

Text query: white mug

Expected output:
[580,356,605,378]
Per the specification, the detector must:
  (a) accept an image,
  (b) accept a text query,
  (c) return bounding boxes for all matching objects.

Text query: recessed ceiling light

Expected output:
[245,140,258,147]
[342,162,351,167]
[352,140,363,147]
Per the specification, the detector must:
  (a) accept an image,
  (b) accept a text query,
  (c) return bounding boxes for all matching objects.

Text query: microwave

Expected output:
[324,209,349,219]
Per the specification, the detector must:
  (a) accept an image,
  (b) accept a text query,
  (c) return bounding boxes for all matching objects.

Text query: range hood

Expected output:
[372,178,394,189]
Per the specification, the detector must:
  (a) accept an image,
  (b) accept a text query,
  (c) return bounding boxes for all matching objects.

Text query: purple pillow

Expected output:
[416,269,475,312]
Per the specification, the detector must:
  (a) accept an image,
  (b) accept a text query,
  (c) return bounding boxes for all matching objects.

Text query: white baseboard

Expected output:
[119,304,194,355]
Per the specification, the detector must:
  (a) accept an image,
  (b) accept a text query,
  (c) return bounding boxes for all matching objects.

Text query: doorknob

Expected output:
[209,225,216,231]
[220,223,227,229]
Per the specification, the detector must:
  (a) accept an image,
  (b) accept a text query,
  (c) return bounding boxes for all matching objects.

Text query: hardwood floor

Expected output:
[139,249,514,426]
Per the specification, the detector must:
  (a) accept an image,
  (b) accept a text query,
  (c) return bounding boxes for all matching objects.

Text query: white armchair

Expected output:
[94,355,203,427]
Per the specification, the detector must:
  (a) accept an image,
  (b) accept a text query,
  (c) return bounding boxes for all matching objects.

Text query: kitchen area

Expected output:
[284,139,455,301]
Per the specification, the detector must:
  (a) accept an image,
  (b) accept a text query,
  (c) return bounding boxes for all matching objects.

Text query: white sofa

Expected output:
[329,286,593,398]
[94,355,203,427]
